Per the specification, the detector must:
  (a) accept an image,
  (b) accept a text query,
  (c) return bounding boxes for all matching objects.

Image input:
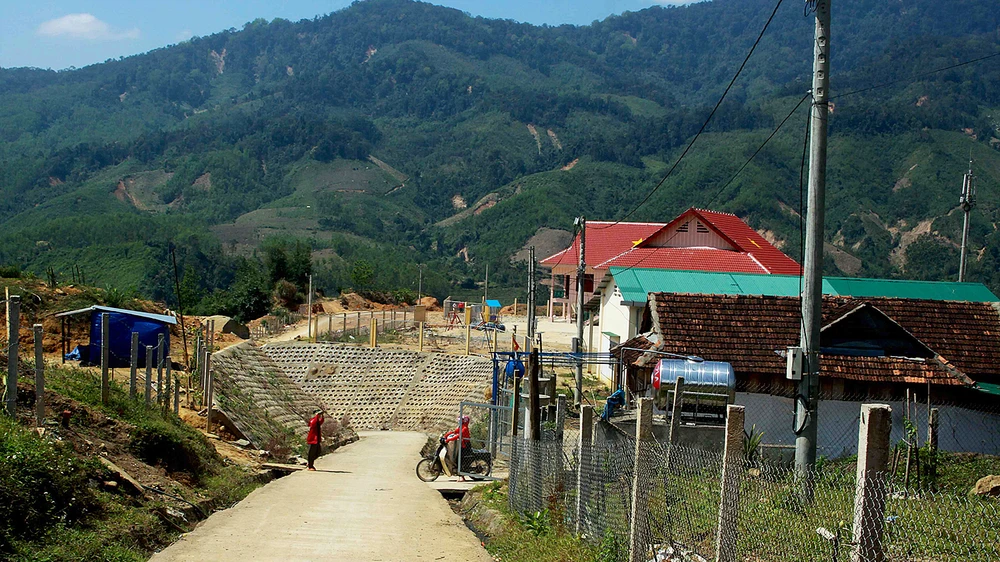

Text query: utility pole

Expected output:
[794,0,831,497]
[575,216,586,409]
[958,157,975,282]
[484,264,489,303]
[417,264,423,301]
[527,247,536,342]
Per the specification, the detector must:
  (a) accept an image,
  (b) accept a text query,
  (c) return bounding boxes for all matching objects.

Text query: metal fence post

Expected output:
[629,398,654,562]
[715,404,745,562]
[33,324,44,426]
[370,317,377,348]
[129,332,139,399]
[665,376,685,474]
[145,345,153,406]
[101,312,110,405]
[851,404,892,562]
[928,407,939,487]
[576,404,594,534]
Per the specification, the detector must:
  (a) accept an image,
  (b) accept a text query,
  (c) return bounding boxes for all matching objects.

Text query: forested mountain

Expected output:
[1,0,999,314]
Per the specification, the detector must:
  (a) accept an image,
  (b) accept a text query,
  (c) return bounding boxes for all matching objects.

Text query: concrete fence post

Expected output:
[576,404,594,534]
[851,404,892,562]
[555,394,567,485]
[156,333,165,405]
[101,313,110,406]
[5,296,19,417]
[205,353,214,433]
[33,324,44,426]
[327,314,332,340]
[715,404,745,562]
[465,323,472,355]
[144,345,153,406]
[629,398,654,562]
[163,357,172,414]
[173,377,180,415]
[129,332,139,399]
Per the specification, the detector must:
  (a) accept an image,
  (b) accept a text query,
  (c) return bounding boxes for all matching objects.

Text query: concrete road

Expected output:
[152,432,492,562]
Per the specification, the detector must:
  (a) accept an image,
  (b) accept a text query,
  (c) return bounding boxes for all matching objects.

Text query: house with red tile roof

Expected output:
[615,293,1000,457]
[539,208,800,322]
[627,293,1000,402]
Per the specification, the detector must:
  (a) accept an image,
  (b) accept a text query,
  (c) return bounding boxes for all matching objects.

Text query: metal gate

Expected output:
[457,400,511,481]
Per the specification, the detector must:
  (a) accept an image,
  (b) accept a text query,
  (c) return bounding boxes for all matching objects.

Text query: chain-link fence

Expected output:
[508,398,1000,562]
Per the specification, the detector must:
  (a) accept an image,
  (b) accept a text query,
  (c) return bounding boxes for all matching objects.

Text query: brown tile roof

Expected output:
[612,334,655,367]
[646,293,1000,387]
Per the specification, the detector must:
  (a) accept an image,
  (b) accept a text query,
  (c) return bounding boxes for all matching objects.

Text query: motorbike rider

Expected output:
[439,415,471,477]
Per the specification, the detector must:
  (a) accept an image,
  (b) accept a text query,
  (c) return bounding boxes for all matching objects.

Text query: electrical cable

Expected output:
[590,0,787,231]
[832,51,1000,101]
[705,92,811,208]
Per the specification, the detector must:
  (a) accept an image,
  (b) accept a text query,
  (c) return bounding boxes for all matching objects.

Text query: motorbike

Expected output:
[416,437,492,482]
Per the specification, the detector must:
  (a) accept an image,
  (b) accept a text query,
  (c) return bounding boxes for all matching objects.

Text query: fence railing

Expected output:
[508,399,1000,562]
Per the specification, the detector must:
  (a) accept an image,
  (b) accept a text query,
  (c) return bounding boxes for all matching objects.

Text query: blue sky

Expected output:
[0,0,690,70]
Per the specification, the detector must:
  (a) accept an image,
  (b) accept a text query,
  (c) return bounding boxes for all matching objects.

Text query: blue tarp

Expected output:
[486,299,502,309]
[80,311,170,367]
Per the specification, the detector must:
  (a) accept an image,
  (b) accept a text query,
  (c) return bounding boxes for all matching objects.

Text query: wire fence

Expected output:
[507,399,1000,562]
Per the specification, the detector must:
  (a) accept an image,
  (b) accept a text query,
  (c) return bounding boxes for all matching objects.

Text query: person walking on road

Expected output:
[307,409,324,471]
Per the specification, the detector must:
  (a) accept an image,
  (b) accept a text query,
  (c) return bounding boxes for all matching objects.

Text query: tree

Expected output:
[351,259,374,289]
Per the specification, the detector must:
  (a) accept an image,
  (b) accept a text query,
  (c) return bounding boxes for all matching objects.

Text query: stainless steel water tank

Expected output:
[651,359,735,410]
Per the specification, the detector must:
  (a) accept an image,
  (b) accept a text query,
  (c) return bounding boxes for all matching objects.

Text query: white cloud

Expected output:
[175,29,193,42]
[37,13,139,41]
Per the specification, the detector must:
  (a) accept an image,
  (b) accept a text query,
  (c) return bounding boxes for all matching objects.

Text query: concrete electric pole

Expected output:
[575,217,586,409]
[793,0,831,497]
[527,246,536,343]
[958,158,975,282]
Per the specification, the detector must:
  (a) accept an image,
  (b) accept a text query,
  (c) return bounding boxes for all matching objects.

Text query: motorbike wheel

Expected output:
[466,458,492,480]
[416,458,442,482]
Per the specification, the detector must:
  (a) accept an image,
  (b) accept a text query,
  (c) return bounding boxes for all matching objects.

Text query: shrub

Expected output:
[128,418,217,480]
[0,417,103,553]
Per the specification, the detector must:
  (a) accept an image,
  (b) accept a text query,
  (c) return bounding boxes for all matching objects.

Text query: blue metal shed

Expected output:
[55,306,177,368]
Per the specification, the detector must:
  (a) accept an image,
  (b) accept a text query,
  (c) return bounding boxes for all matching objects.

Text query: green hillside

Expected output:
[1,0,999,310]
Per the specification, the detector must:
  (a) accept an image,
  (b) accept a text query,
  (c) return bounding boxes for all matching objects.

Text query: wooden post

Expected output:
[629,398,654,562]
[851,404,892,562]
[465,323,472,356]
[4,296,15,416]
[668,377,685,444]
[173,377,180,415]
[343,313,347,336]
[928,407,939,487]
[34,324,44,426]
[156,333,165,406]
[418,322,424,352]
[129,332,139,399]
[144,345,153,406]
[100,312,110,406]
[715,404,746,562]
[370,318,377,348]
[576,405,594,534]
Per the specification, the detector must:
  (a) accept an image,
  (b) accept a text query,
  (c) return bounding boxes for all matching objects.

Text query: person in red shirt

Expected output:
[306,409,324,471]
[441,415,471,477]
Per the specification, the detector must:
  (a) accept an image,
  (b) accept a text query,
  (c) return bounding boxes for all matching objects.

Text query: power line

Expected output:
[832,51,1000,100]
[591,0,787,231]
[705,92,811,208]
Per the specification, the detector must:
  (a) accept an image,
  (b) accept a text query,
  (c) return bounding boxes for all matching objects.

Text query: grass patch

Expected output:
[469,481,601,562]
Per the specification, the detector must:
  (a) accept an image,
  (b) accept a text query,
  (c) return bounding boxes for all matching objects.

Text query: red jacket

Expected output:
[445,423,471,448]
[307,415,323,445]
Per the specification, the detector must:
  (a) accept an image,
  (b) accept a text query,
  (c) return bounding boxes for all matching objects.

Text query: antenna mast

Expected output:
[959,157,975,282]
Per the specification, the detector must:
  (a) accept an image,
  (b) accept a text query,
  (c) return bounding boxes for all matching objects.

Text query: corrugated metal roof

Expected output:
[824,277,999,302]
[609,268,1000,305]
[54,305,178,325]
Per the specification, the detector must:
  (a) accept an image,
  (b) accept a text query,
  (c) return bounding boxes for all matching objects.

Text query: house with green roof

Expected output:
[592,267,999,382]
